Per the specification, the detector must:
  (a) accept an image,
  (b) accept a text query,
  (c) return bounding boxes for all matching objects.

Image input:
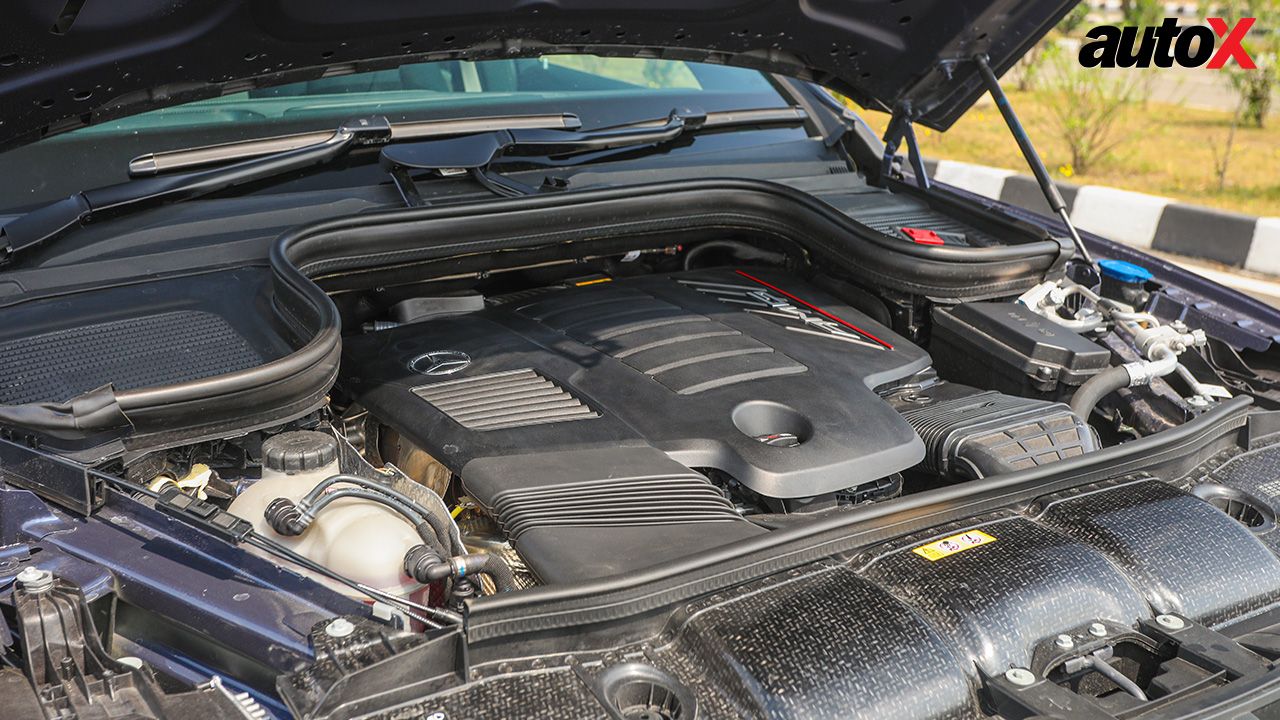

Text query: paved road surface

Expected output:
[1143,66,1277,113]
[1150,251,1280,309]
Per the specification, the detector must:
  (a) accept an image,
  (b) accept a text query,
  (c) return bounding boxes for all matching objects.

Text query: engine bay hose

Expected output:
[1072,341,1182,422]
[682,239,787,270]
[416,514,462,555]
[266,489,452,552]
[302,487,427,527]
[1069,366,1132,420]
[293,473,460,553]
[404,544,517,594]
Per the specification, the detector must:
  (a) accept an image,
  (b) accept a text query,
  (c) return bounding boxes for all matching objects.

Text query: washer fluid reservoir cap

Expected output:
[1098,259,1153,284]
[262,431,339,475]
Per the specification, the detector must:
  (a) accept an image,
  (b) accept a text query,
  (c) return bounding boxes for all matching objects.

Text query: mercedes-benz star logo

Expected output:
[409,350,472,376]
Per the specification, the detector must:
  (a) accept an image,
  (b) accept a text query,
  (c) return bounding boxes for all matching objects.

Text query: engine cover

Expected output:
[342,268,930,500]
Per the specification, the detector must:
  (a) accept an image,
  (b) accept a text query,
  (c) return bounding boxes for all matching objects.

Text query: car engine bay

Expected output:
[36,182,1263,607]
[3,0,1280,710]
[4,176,1280,719]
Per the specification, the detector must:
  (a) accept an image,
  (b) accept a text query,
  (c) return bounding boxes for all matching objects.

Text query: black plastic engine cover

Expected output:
[342,268,930,500]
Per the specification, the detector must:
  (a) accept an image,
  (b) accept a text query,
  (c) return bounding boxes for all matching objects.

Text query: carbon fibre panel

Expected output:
[389,477,1280,719]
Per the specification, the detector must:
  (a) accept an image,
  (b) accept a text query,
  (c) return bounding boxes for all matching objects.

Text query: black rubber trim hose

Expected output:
[0,384,128,436]
[0,178,1065,437]
[683,239,788,270]
[1070,366,1132,420]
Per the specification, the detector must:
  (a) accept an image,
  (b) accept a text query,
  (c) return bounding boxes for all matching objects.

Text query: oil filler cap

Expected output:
[262,431,338,475]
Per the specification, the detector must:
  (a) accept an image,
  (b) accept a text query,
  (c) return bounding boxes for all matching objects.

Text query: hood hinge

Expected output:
[880,105,930,190]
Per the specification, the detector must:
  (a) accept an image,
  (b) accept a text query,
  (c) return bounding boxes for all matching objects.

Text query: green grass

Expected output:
[863,92,1280,218]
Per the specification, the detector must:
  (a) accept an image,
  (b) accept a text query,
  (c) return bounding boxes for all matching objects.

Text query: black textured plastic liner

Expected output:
[0,267,312,447]
[0,310,263,405]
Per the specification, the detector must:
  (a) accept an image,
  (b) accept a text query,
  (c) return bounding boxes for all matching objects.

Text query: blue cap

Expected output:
[1098,258,1153,284]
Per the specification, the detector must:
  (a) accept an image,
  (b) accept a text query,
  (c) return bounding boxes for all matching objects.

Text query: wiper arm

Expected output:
[0,116,396,265]
[128,113,583,176]
[380,105,808,202]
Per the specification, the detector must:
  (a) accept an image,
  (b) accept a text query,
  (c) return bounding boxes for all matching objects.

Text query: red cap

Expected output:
[901,227,944,245]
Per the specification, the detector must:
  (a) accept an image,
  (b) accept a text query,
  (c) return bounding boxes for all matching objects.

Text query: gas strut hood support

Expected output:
[973,55,1097,271]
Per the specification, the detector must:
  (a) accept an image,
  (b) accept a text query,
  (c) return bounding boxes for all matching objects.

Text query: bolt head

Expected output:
[1055,634,1075,649]
[15,566,52,592]
[1005,668,1036,686]
[1088,622,1108,637]
[1155,614,1186,631]
[324,618,355,638]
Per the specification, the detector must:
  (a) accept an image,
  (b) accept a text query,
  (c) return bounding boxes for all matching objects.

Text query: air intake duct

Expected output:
[894,382,1098,480]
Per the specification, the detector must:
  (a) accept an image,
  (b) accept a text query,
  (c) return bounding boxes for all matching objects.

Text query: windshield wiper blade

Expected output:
[380,105,808,202]
[128,113,583,176]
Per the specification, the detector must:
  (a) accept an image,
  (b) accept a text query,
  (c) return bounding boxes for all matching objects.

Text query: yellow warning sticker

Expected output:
[912,529,997,561]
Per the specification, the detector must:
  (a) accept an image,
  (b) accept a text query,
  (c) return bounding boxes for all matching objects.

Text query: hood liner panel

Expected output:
[0,0,1078,150]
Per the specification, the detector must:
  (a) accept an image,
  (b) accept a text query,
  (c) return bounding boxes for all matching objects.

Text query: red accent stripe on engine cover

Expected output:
[733,270,894,350]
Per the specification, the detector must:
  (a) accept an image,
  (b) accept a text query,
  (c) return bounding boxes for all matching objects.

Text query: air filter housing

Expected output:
[896,383,1098,480]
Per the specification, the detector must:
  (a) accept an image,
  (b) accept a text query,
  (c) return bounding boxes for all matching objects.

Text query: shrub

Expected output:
[1039,46,1147,174]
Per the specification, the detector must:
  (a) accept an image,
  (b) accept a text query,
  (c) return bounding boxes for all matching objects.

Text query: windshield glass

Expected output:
[0,57,786,212]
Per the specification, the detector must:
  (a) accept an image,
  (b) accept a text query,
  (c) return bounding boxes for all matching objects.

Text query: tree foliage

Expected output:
[1208,0,1279,128]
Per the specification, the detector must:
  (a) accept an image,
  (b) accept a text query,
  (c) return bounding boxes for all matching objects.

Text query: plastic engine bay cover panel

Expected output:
[341,268,931,499]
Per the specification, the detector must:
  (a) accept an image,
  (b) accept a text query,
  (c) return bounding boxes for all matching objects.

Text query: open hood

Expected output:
[0,0,1076,150]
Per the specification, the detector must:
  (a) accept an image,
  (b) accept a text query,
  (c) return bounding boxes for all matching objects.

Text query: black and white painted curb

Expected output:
[923,158,1280,276]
